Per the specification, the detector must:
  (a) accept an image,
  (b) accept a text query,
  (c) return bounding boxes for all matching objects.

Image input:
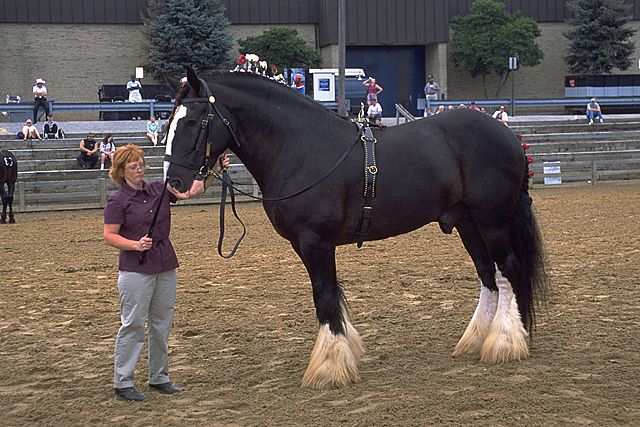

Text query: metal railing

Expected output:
[394,103,416,124]
[1,100,175,118]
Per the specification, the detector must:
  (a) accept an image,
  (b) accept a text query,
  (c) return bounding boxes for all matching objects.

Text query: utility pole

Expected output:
[337,0,346,117]
[509,56,518,117]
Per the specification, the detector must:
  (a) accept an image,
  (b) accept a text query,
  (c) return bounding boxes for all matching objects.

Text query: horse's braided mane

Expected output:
[198,70,351,122]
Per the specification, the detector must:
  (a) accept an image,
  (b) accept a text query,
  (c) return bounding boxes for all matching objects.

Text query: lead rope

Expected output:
[139,177,170,265]
[217,168,247,258]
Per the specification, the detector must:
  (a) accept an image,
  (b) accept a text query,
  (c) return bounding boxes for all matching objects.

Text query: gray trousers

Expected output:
[114,269,177,389]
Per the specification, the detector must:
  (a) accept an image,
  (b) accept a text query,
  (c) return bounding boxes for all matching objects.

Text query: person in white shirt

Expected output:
[492,105,509,126]
[32,78,49,123]
[367,99,383,126]
[21,118,42,140]
[126,75,142,103]
[586,98,604,125]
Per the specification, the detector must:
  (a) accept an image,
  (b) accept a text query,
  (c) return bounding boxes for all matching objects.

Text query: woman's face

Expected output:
[123,157,146,187]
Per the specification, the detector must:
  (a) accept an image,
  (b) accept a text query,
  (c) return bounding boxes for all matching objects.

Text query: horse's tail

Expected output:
[509,169,549,334]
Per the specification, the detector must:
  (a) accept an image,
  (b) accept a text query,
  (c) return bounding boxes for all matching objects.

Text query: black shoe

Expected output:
[114,387,147,401]
[149,382,183,394]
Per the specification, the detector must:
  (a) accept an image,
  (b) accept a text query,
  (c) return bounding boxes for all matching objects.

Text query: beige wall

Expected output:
[447,22,640,101]
[5,20,640,108]
[0,23,150,104]
[0,23,318,106]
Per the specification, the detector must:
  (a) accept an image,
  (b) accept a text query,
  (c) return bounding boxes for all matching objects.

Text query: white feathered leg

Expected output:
[480,269,529,363]
[301,305,364,390]
[453,281,499,358]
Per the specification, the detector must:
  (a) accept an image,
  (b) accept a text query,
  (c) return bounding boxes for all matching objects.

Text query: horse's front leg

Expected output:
[292,238,364,390]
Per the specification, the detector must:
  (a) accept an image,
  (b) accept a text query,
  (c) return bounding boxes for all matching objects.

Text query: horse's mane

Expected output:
[199,71,350,122]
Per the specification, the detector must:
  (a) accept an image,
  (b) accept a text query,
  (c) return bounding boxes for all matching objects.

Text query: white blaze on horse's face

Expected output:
[163,105,188,180]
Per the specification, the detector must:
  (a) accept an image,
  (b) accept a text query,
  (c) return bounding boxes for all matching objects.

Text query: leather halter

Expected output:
[164,78,241,179]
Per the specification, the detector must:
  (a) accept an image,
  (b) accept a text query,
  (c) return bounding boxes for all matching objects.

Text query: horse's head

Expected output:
[164,66,237,193]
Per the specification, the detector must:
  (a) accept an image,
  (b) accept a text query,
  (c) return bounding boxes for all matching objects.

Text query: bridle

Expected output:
[164,78,242,181]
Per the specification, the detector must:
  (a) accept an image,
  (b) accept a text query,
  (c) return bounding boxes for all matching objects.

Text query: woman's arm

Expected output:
[376,84,383,94]
[104,223,152,252]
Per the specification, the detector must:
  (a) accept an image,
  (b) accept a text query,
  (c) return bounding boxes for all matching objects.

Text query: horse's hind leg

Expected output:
[451,213,500,358]
[7,182,15,223]
[476,230,529,363]
[291,238,364,390]
[0,184,7,224]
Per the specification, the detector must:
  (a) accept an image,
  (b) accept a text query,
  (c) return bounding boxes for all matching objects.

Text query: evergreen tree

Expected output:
[146,0,233,78]
[450,0,544,98]
[237,27,321,69]
[564,0,636,74]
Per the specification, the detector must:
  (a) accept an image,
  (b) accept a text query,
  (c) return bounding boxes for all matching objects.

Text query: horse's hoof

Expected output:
[0,220,6,224]
[9,219,15,224]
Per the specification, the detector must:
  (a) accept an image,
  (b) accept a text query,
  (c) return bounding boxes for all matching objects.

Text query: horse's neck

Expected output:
[224,91,355,186]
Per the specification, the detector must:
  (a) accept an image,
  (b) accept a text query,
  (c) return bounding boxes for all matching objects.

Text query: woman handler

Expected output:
[103,144,228,401]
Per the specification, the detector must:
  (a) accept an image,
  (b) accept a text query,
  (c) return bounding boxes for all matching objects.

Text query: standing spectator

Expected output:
[21,118,42,140]
[363,77,383,105]
[367,98,383,126]
[146,115,160,146]
[43,114,64,139]
[103,144,230,401]
[291,74,305,95]
[424,75,440,113]
[492,106,509,126]
[586,98,604,125]
[77,132,99,169]
[127,75,142,103]
[32,78,50,123]
[100,134,117,170]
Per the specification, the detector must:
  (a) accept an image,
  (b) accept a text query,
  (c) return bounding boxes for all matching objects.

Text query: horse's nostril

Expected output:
[170,178,182,190]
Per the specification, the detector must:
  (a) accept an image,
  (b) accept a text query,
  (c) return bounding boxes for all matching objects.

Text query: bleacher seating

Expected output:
[0,131,256,212]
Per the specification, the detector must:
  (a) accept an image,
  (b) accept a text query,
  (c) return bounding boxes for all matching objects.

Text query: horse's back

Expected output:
[357,110,524,238]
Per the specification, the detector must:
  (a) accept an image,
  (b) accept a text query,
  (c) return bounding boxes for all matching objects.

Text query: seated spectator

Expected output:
[21,118,42,140]
[423,107,434,118]
[469,101,482,112]
[43,114,64,139]
[458,103,467,109]
[586,98,604,125]
[159,121,169,144]
[435,105,446,114]
[77,132,99,169]
[146,115,160,145]
[100,134,117,170]
[492,106,509,126]
[367,99,383,126]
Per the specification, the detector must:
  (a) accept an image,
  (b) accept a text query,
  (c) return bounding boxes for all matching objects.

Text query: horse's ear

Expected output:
[185,65,201,94]
[164,74,179,93]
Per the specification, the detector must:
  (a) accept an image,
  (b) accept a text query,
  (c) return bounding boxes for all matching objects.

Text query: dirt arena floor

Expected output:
[1,182,639,426]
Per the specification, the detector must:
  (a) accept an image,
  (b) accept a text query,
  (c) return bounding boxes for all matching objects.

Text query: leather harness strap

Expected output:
[354,126,378,248]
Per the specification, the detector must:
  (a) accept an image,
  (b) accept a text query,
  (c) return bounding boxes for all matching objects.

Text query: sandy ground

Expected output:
[1,183,639,426]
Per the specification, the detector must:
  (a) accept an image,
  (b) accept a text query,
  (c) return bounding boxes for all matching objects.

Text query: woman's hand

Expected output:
[136,235,153,251]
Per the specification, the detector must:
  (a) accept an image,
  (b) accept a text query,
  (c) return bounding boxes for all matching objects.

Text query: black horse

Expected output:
[0,150,17,224]
[163,68,548,390]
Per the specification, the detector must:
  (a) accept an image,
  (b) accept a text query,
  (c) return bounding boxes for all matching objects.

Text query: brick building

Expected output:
[2,0,640,116]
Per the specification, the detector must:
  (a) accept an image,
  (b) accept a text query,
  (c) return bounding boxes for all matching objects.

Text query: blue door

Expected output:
[347,46,425,116]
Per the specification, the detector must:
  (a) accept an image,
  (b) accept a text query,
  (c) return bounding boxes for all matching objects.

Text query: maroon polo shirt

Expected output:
[104,180,179,274]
